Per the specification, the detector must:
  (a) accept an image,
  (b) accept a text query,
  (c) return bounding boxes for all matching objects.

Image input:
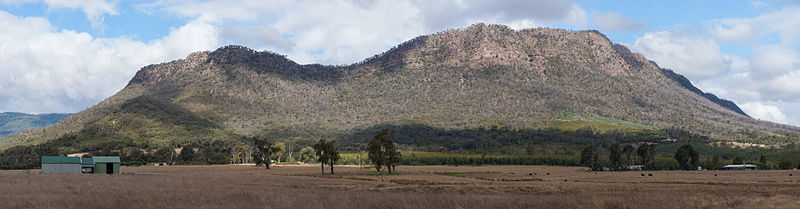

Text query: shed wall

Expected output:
[94,163,120,174]
[42,164,81,174]
[113,163,120,174]
[95,163,107,174]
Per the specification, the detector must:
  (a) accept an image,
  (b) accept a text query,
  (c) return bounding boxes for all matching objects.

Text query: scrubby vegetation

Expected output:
[2,23,799,170]
[6,165,800,209]
[400,152,580,166]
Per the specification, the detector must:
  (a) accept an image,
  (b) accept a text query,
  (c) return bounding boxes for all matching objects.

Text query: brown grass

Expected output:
[1,165,800,209]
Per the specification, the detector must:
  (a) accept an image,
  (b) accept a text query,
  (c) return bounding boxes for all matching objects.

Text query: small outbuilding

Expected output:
[93,156,121,174]
[41,156,120,174]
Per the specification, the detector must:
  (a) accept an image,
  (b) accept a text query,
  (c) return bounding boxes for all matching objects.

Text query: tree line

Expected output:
[3,124,800,171]
[248,129,404,175]
[581,143,705,171]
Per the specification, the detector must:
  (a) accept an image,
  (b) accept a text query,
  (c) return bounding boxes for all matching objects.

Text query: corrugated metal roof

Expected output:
[93,156,121,163]
[42,156,81,164]
[81,158,94,165]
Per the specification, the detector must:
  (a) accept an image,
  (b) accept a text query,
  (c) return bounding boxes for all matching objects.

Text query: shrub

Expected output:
[778,160,794,170]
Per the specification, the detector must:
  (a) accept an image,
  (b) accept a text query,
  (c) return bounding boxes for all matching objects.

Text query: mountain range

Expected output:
[1,23,798,153]
[0,112,70,138]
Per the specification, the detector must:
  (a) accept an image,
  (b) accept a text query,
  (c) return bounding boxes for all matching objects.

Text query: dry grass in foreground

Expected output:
[1,165,800,209]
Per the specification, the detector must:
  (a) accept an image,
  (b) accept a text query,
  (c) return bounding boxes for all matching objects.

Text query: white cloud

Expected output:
[725,55,750,73]
[630,27,800,126]
[142,0,588,64]
[750,0,769,7]
[740,102,789,124]
[269,0,423,64]
[757,71,800,100]
[710,23,753,43]
[631,31,732,80]
[565,4,588,27]
[778,102,800,125]
[1,0,118,28]
[749,45,800,79]
[695,7,800,126]
[137,0,287,22]
[592,12,646,32]
[412,0,588,30]
[501,19,541,31]
[0,11,219,113]
[221,24,295,51]
[709,7,800,44]
[43,0,117,28]
[714,46,800,103]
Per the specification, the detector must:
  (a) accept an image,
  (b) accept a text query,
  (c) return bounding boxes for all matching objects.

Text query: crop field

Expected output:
[1,165,800,209]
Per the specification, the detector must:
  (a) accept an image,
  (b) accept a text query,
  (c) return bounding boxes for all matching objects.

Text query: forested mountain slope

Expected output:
[2,23,797,154]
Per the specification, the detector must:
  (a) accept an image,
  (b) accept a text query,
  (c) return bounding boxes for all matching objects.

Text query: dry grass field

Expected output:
[2,165,800,209]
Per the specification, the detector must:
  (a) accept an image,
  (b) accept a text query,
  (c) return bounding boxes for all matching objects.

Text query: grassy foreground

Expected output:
[2,164,800,209]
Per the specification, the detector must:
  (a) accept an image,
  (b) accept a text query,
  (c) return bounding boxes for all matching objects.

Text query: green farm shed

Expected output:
[42,156,83,174]
[93,156,121,174]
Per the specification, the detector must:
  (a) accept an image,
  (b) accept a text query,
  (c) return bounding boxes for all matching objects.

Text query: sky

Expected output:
[0,0,798,126]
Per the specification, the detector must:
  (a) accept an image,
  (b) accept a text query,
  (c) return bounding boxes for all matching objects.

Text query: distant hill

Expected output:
[2,23,798,155]
[0,112,70,137]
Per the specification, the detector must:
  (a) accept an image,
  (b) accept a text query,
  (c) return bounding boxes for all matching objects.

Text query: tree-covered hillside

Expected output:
[1,24,798,168]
